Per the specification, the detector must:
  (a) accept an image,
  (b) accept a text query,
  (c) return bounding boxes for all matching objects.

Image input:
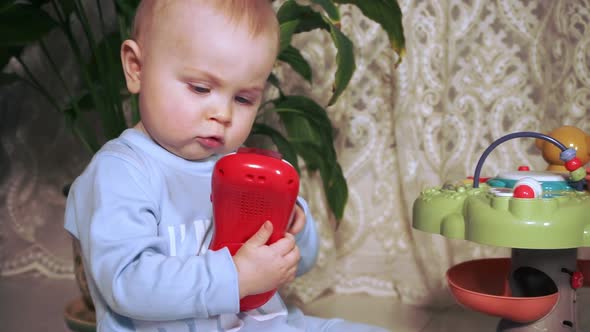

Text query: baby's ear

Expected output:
[120,39,142,94]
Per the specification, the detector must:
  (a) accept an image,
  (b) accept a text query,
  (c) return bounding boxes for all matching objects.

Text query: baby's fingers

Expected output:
[282,242,300,265]
[269,233,296,255]
[285,265,297,283]
[287,205,305,235]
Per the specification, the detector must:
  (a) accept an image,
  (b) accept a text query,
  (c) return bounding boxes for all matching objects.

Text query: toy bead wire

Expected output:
[471,132,586,191]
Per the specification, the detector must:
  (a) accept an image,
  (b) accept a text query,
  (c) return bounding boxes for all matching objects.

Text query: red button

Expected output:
[518,166,530,171]
[514,185,535,198]
[572,271,584,289]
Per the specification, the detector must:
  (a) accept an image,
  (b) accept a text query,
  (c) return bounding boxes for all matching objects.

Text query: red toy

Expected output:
[209,147,300,310]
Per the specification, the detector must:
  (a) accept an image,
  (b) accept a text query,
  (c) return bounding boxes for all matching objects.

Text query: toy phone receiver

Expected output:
[209,147,300,310]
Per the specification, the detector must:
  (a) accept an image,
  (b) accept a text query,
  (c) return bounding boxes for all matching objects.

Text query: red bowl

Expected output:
[447,258,558,323]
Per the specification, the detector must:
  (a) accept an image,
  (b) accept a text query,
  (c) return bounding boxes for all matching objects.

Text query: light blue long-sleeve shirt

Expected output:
[64,128,319,332]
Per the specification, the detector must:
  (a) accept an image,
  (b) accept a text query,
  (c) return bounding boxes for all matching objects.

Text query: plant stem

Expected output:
[49,0,109,152]
[96,0,126,132]
[130,94,140,125]
[73,0,117,137]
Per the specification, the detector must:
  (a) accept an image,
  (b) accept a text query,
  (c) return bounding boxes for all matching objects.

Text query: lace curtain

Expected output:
[283,0,590,306]
[2,0,590,309]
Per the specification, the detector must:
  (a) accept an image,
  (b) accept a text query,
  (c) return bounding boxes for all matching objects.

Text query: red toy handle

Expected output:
[209,148,299,310]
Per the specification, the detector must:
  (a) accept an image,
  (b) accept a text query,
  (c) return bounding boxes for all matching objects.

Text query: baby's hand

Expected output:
[233,221,300,299]
[287,204,305,236]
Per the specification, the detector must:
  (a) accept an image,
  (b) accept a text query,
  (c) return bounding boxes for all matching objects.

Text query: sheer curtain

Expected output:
[282,0,590,306]
[1,0,590,311]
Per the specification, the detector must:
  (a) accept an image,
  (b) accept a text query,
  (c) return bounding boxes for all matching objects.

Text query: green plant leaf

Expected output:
[24,0,52,7]
[277,0,329,33]
[0,4,58,46]
[323,159,348,221]
[270,96,337,171]
[84,31,128,137]
[272,110,326,171]
[279,20,299,53]
[114,0,141,39]
[333,0,405,61]
[267,73,280,89]
[273,95,334,135]
[85,32,124,84]
[267,73,284,97]
[294,142,348,220]
[296,144,323,172]
[54,0,77,18]
[250,123,300,173]
[311,0,340,23]
[278,45,312,82]
[269,95,347,219]
[326,22,355,106]
[0,0,13,12]
[62,89,96,114]
[274,108,321,145]
[0,0,52,11]
[115,0,141,19]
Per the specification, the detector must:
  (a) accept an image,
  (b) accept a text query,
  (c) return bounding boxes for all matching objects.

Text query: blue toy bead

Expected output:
[560,148,576,162]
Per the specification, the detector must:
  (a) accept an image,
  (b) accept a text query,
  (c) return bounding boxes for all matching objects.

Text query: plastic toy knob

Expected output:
[565,157,582,171]
[570,166,586,182]
[513,185,535,198]
[513,178,542,199]
[571,271,584,289]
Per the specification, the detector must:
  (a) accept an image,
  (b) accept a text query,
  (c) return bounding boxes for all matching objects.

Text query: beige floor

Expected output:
[302,289,590,332]
[1,276,589,331]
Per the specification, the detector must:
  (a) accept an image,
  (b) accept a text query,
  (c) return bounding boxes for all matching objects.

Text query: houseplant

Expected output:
[0,0,404,221]
[0,0,404,325]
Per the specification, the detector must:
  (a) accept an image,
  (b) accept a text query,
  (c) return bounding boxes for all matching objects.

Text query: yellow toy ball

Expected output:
[535,125,590,172]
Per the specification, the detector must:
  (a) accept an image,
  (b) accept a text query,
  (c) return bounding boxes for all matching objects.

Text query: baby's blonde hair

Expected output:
[132,0,278,43]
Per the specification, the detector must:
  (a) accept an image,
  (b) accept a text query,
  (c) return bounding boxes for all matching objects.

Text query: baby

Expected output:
[64,0,389,331]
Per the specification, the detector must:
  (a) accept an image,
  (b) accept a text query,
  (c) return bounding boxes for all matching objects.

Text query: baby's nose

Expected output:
[210,104,232,124]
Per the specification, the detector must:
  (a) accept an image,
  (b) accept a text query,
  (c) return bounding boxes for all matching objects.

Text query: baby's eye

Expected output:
[235,95,253,105]
[191,85,210,94]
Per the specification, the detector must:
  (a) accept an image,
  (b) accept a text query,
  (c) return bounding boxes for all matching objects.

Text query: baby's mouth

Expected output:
[197,136,224,149]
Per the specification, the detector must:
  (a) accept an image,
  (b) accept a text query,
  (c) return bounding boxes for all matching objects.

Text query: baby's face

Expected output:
[135,1,278,160]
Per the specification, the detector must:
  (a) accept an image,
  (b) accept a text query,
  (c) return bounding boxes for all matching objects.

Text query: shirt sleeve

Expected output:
[294,197,319,276]
[64,153,239,321]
